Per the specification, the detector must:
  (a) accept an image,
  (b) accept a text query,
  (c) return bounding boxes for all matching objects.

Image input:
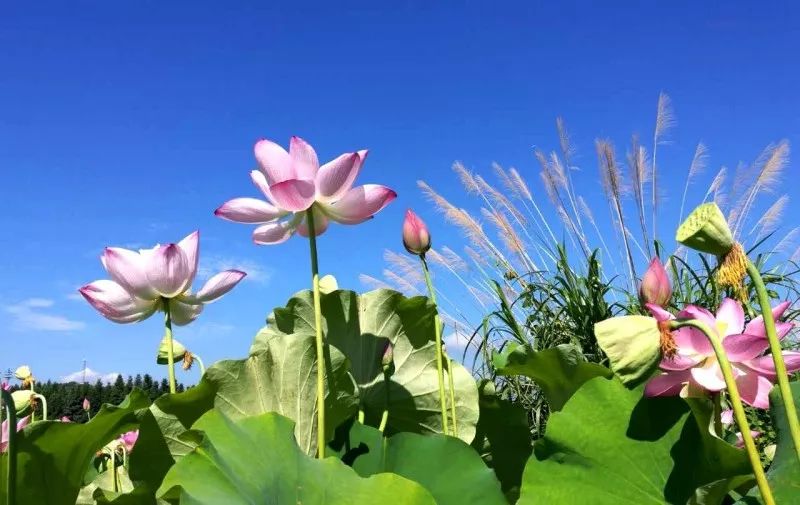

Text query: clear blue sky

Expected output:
[2,1,799,382]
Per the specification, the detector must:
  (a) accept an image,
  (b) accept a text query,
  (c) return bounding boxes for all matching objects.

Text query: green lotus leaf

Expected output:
[252,288,479,443]
[755,381,800,503]
[594,315,661,385]
[492,343,613,410]
[518,377,750,504]
[204,332,358,456]
[329,418,506,505]
[157,410,436,505]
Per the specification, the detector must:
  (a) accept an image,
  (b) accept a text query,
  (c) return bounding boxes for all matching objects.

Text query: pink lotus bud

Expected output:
[381,341,394,375]
[119,430,139,453]
[639,257,672,307]
[82,398,91,412]
[402,209,431,256]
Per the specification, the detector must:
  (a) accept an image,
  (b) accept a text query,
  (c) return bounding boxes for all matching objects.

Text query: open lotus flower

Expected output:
[215,137,397,244]
[79,231,246,326]
[0,415,29,453]
[645,298,800,408]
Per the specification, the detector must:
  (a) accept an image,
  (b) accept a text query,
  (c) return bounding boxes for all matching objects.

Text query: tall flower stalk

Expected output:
[163,300,176,394]
[306,208,327,458]
[1,388,18,505]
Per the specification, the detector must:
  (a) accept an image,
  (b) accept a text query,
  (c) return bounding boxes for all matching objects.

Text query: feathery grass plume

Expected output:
[359,274,393,291]
[732,140,790,238]
[510,164,560,245]
[626,135,652,257]
[508,167,532,200]
[678,142,709,222]
[703,166,727,202]
[427,248,491,309]
[382,269,422,295]
[383,249,424,284]
[536,149,588,257]
[475,174,528,228]
[482,207,535,273]
[493,162,519,198]
[453,161,480,194]
[775,227,800,256]
[651,91,675,241]
[577,195,617,277]
[729,161,749,214]
[751,194,789,240]
[556,116,578,170]
[441,246,469,271]
[596,138,637,288]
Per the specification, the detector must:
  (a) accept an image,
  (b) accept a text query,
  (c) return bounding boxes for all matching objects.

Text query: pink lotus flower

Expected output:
[79,231,246,325]
[402,209,431,256]
[215,137,397,244]
[639,257,672,307]
[119,430,139,453]
[0,415,29,453]
[645,299,800,408]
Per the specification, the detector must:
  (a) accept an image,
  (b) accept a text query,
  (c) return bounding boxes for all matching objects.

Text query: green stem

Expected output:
[420,254,449,435]
[357,408,365,425]
[163,299,176,394]
[746,259,800,461]
[669,319,774,505]
[447,357,458,437]
[379,370,391,433]
[32,394,47,421]
[110,448,118,493]
[194,355,206,377]
[306,208,327,459]
[1,389,17,505]
[29,383,35,423]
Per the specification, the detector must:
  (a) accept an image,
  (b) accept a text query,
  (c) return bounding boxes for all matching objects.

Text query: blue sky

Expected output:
[2,1,799,383]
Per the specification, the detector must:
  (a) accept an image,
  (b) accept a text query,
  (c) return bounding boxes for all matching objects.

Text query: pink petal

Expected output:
[735,431,762,448]
[744,301,793,337]
[644,370,690,397]
[102,248,158,300]
[316,152,361,201]
[250,170,277,203]
[674,305,716,356]
[252,220,298,245]
[722,333,770,362]
[79,280,159,324]
[716,298,745,336]
[254,139,292,185]
[146,244,191,298]
[741,351,800,378]
[168,299,204,326]
[215,198,286,224]
[297,207,330,237]
[690,362,727,391]
[660,353,702,371]
[178,231,200,288]
[645,303,674,322]
[720,409,733,426]
[269,179,316,212]
[192,270,246,303]
[289,136,319,180]
[323,184,397,224]
[736,373,773,409]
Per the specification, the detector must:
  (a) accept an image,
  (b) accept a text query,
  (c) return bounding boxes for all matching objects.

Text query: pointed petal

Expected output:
[645,303,673,322]
[675,305,715,356]
[252,219,298,245]
[189,270,246,303]
[736,373,773,409]
[716,298,745,336]
[316,152,361,201]
[102,248,158,299]
[660,353,702,371]
[250,170,277,204]
[289,136,319,180]
[146,244,191,298]
[741,351,800,378]
[79,280,159,323]
[644,370,690,397]
[744,301,794,339]
[690,361,727,391]
[720,409,734,425]
[722,333,770,362]
[178,231,200,288]
[168,299,204,326]
[323,184,397,224]
[254,139,292,185]
[297,207,330,237]
[215,198,286,223]
[269,179,316,212]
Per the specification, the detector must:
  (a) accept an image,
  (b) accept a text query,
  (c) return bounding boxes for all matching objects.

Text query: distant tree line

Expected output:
[7,374,187,422]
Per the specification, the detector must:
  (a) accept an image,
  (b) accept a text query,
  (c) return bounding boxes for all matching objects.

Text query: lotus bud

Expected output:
[639,257,672,307]
[82,398,91,412]
[402,209,431,256]
[594,315,662,385]
[156,336,187,365]
[319,274,339,294]
[119,430,139,453]
[381,341,395,376]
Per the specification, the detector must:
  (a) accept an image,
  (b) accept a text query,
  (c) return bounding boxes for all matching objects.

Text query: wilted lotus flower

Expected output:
[79,231,246,325]
[215,137,396,244]
[402,209,431,256]
[82,398,91,412]
[645,299,800,408]
[639,257,672,307]
[0,415,29,453]
[118,430,139,453]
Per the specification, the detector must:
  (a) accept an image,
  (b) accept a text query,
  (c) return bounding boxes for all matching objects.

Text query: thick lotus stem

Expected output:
[420,254,449,435]
[1,388,17,505]
[306,208,327,458]
[162,299,177,394]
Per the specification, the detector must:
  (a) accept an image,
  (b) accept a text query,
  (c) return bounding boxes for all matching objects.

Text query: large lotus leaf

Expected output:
[252,288,479,443]
[75,466,135,504]
[330,419,506,505]
[518,377,750,504]
[204,332,358,456]
[758,381,800,502]
[158,410,436,505]
[129,379,216,491]
[470,380,532,500]
[492,343,613,410]
[2,390,150,505]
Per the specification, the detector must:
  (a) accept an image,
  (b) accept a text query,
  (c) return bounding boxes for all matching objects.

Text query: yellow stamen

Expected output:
[717,242,747,301]
[658,320,677,359]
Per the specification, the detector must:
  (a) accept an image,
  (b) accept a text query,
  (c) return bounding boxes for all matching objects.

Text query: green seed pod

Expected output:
[675,203,734,256]
[156,337,187,365]
[594,315,662,386]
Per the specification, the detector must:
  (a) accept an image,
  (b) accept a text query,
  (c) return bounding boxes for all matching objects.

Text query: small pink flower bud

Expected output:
[82,398,91,412]
[639,257,672,307]
[402,209,431,256]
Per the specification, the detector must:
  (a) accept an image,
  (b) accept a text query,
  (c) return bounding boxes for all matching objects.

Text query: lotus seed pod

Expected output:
[157,336,187,365]
[675,203,734,256]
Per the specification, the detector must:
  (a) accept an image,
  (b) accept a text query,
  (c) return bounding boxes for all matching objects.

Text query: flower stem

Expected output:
[1,388,17,505]
[669,319,774,505]
[746,259,800,461]
[194,355,206,377]
[32,394,47,421]
[306,208,326,459]
[447,358,458,437]
[379,371,390,433]
[29,383,35,423]
[163,299,177,395]
[420,254,449,435]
